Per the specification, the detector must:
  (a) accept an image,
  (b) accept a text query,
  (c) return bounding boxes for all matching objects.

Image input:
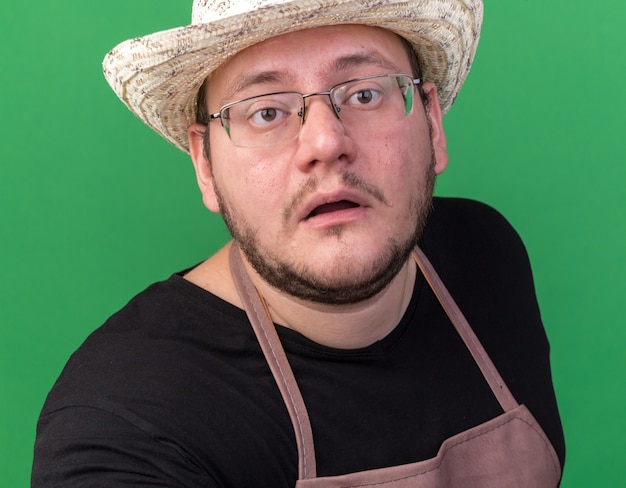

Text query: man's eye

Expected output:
[249,107,288,126]
[256,108,277,122]
[346,88,382,107]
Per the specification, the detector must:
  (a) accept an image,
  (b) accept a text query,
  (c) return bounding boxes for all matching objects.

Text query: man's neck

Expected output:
[184,241,417,350]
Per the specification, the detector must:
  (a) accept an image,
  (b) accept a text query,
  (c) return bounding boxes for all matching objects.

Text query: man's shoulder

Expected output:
[96,273,243,338]
[41,274,252,413]
[428,196,516,233]
[424,197,527,259]
[421,197,534,299]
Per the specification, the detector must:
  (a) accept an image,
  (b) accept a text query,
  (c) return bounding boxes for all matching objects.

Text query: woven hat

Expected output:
[103,0,483,153]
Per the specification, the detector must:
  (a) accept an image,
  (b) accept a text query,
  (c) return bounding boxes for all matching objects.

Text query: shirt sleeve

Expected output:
[32,404,215,488]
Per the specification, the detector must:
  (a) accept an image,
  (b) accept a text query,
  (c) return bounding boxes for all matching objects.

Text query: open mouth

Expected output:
[306,200,360,219]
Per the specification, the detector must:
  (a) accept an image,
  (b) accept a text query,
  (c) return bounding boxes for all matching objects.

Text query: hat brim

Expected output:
[103,0,483,153]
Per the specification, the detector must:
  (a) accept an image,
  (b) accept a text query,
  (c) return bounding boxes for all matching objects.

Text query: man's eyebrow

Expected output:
[331,51,403,75]
[218,70,295,105]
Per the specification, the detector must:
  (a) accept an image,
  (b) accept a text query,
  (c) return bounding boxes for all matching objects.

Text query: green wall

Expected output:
[1,1,624,485]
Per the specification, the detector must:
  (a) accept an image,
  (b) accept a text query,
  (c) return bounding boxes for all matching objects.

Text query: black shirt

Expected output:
[32,197,565,487]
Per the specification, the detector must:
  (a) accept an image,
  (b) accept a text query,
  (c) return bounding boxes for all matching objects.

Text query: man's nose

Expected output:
[300,92,340,123]
[293,96,353,171]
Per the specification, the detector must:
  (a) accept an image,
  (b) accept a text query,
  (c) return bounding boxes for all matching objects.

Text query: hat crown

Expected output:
[105,0,483,153]
[192,0,283,23]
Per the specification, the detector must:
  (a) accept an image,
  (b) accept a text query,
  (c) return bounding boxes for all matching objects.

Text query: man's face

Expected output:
[189,25,448,305]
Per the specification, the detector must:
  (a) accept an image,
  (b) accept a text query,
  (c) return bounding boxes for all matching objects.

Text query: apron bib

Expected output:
[229,244,561,487]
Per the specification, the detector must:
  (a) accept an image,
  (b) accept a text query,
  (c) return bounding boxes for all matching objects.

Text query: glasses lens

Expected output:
[331,75,415,129]
[222,93,303,148]
[218,75,416,148]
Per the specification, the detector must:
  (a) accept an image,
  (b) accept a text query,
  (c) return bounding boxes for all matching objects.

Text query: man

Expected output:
[32,0,565,486]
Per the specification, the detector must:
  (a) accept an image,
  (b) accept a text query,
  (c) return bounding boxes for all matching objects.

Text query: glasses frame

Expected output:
[208,74,423,147]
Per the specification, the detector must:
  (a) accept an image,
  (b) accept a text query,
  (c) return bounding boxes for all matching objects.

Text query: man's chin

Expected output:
[245,239,415,305]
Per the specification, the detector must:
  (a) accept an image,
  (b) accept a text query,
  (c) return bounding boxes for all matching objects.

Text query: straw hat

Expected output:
[103,0,483,153]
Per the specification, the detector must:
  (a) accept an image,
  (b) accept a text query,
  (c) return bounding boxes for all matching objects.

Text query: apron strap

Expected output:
[229,243,317,480]
[229,243,520,480]
[412,246,519,412]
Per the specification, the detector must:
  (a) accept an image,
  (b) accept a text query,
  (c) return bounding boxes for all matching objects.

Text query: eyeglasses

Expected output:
[208,74,422,148]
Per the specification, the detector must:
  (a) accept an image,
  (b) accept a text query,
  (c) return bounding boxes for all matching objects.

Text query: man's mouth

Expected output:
[306,200,360,219]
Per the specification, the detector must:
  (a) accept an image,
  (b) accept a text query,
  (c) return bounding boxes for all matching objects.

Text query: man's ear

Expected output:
[421,82,448,175]
[188,123,221,213]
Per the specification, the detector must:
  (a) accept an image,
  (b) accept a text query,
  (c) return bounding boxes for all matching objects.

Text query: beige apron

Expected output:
[229,244,562,487]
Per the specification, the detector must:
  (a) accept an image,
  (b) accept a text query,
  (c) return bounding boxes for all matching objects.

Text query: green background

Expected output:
[1,1,624,485]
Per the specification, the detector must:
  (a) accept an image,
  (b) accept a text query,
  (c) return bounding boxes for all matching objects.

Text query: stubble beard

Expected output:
[214,158,436,306]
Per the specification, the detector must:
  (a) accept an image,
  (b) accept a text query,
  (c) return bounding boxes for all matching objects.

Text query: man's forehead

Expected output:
[219,52,405,102]
[208,25,409,98]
